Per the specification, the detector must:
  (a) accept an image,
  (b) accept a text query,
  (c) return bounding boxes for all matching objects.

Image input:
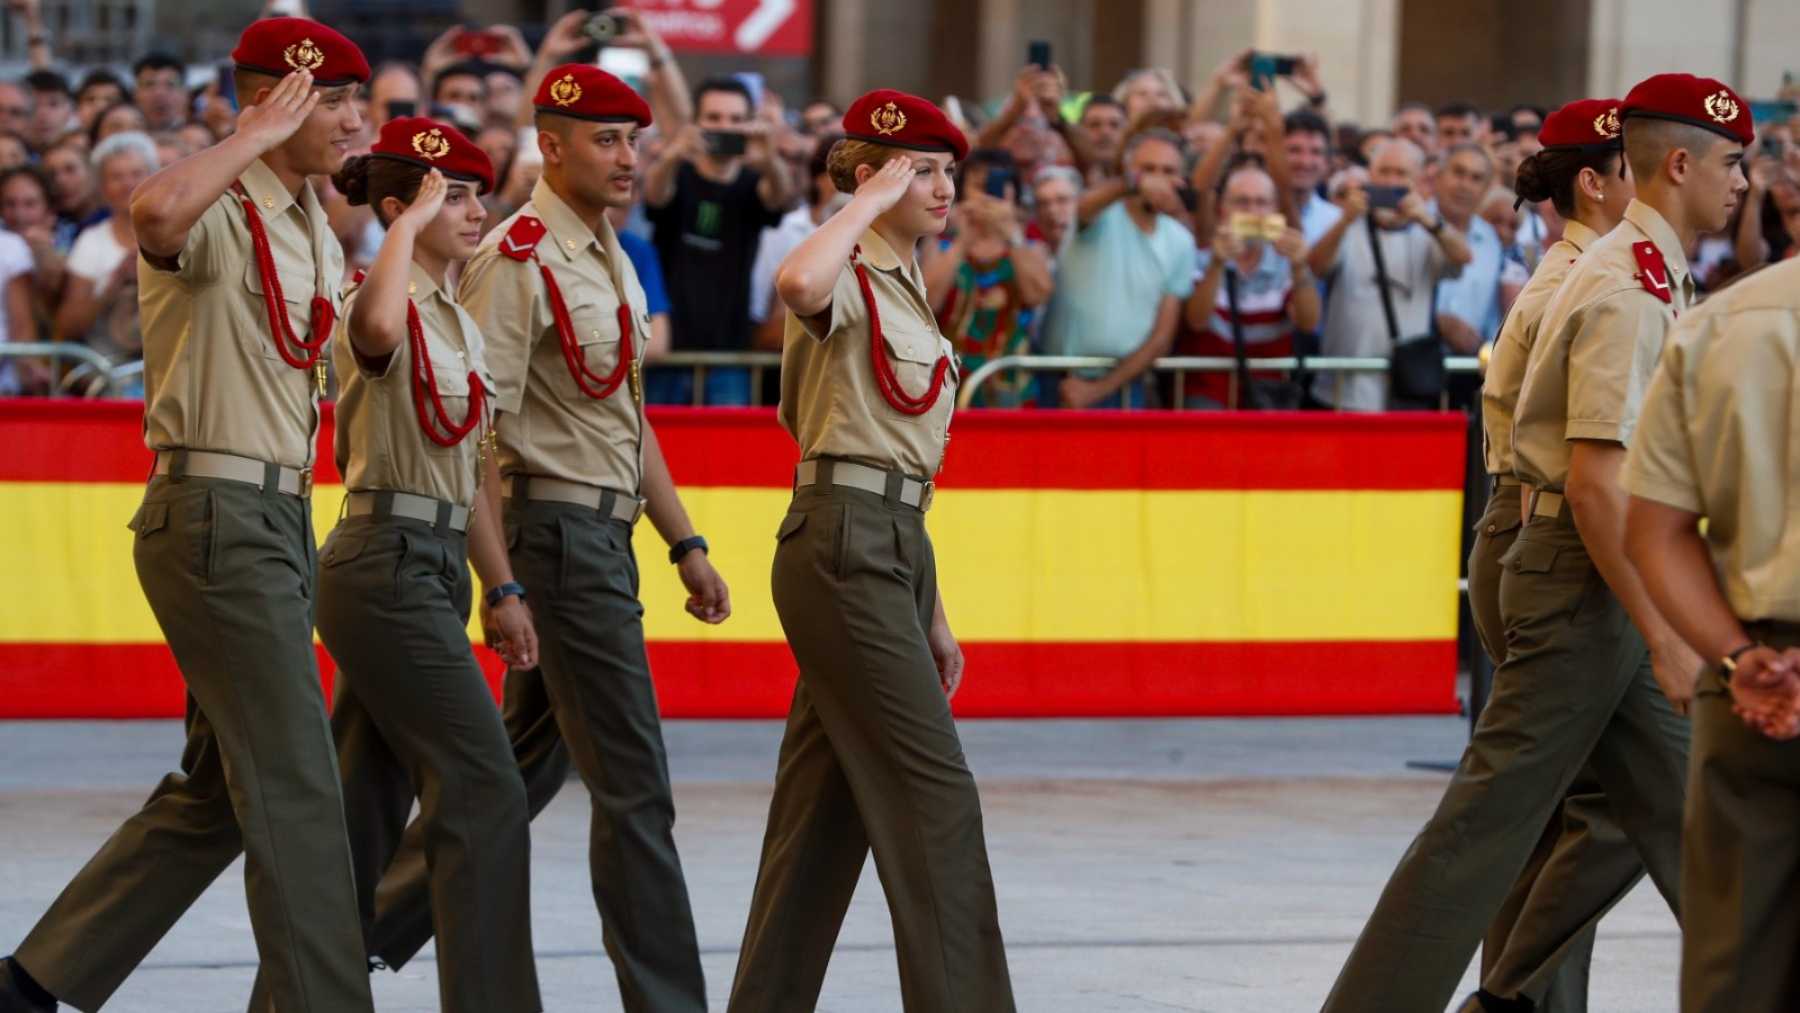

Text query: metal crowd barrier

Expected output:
[645,350,783,407]
[957,354,1484,409]
[0,343,124,398]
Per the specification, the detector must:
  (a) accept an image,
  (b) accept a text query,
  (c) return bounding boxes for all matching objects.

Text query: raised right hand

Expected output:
[538,11,593,64]
[1333,183,1369,218]
[852,155,915,215]
[396,169,447,230]
[235,70,318,154]
[1211,222,1243,262]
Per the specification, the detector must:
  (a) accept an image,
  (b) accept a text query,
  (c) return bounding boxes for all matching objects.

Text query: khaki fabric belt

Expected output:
[502,474,644,524]
[795,458,934,512]
[154,449,311,497]
[345,490,470,533]
[1529,489,1567,520]
[1493,476,1521,488]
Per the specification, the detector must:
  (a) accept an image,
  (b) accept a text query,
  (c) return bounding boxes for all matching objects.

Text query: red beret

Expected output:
[1621,73,1754,147]
[369,116,494,194]
[532,64,651,126]
[1538,98,1623,150]
[232,17,370,88]
[842,89,970,162]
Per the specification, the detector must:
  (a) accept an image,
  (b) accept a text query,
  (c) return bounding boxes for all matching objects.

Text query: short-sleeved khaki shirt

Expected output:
[778,227,957,479]
[1480,220,1599,477]
[460,177,651,492]
[333,261,495,508]
[1513,200,1695,490]
[1625,258,1800,622]
[139,157,346,470]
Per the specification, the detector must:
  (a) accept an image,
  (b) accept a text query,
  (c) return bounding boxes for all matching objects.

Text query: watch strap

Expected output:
[484,581,527,608]
[669,535,708,564]
[1722,641,1760,673]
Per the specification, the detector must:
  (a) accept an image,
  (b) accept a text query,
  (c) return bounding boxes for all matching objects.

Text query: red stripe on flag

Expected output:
[0,640,1456,719]
[1,400,1466,491]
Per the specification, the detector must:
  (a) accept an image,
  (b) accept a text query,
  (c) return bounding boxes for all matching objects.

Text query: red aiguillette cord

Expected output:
[232,183,333,370]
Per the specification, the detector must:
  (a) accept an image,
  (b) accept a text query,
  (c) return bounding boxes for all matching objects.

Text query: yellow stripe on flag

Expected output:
[0,483,1459,644]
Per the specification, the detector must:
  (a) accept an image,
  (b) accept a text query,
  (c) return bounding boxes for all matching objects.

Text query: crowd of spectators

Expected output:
[4,0,1799,410]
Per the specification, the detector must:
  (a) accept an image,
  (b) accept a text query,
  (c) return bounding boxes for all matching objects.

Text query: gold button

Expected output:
[591,329,600,339]
[261,196,274,209]
[407,282,417,295]
[565,239,578,251]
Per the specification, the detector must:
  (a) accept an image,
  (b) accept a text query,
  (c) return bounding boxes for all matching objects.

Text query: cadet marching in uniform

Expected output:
[1624,256,1800,1012]
[363,66,719,1013]
[1,19,377,1013]
[727,89,1016,1013]
[1465,98,1642,1013]
[314,119,540,1013]
[1323,73,1752,1012]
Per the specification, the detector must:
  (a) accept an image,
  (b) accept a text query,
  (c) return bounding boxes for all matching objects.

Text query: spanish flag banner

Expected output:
[0,401,1465,718]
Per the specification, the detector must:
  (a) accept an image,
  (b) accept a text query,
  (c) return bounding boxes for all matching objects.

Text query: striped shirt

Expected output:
[1177,244,1296,405]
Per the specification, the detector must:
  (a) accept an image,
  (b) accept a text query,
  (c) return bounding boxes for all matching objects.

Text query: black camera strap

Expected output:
[1364,212,1402,346]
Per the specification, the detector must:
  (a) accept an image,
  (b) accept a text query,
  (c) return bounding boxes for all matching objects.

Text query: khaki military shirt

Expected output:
[1513,200,1695,490]
[333,261,494,508]
[140,157,345,470]
[1480,220,1599,476]
[779,227,957,479]
[460,177,651,492]
[1625,258,1800,622]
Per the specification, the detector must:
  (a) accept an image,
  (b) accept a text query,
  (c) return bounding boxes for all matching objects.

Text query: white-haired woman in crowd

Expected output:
[55,130,155,379]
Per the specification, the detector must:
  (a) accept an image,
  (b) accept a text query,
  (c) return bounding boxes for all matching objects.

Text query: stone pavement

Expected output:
[0,718,1679,1011]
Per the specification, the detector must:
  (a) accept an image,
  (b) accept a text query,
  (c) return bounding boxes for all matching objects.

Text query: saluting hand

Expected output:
[396,170,448,230]
[852,156,915,216]
[235,69,319,155]
[679,552,731,624]
[929,614,965,699]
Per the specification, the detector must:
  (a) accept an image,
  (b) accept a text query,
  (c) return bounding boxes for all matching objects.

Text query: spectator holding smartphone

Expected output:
[644,75,794,404]
[1042,127,1197,409]
[1734,134,1800,269]
[1306,137,1471,410]
[923,149,1054,407]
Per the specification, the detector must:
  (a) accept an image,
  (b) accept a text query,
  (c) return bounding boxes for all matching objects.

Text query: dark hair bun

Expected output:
[1512,151,1554,205]
[332,154,373,207]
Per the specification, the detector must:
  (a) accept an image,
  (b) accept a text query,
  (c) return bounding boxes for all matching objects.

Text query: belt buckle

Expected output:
[629,498,646,525]
[298,468,314,496]
[919,481,935,512]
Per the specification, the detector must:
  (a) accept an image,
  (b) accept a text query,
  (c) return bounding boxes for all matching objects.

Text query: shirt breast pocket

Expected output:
[242,259,324,363]
[557,299,624,400]
[421,341,475,455]
[878,324,942,403]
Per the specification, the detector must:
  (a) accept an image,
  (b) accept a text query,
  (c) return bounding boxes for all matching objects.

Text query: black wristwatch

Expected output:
[484,581,526,608]
[669,535,708,564]
[1721,642,1760,679]
[1425,217,1447,236]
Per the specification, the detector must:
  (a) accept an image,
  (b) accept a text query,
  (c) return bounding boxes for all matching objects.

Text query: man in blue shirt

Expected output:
[1434,143,1503,353]
[1284,110,1343,245]
[1042,127,1196,408]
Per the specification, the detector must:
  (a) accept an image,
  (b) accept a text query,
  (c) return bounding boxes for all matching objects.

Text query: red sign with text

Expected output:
[632,0,814,57]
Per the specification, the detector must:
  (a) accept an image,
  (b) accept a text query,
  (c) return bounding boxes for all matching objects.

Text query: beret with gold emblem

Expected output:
[532,63,652,126]
[842,88,970,161]
[1621,73,1754,147]
[1538,98,1624,151]
[369,116,494,194]
[232,17,370,88]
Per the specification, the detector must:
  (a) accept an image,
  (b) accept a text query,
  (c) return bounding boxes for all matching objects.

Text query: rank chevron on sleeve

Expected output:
[500,215,547,262]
